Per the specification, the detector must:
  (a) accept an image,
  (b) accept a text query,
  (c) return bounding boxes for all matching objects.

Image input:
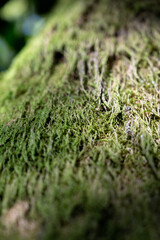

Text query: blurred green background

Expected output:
[0,0,57,71]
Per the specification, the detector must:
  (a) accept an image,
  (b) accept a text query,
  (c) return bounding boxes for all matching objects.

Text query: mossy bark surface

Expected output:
[0,0,160,239]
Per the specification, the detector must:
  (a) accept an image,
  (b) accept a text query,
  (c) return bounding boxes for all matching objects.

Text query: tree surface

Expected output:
[0,0,160,239]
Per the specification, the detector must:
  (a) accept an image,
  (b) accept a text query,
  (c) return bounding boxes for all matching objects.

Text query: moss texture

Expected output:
[0,0,160,239]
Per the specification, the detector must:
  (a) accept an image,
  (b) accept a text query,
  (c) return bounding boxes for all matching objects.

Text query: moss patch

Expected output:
[0,0,160,239]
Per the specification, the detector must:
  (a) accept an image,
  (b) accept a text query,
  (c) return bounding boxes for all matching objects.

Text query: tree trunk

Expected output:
[0,0,160,239]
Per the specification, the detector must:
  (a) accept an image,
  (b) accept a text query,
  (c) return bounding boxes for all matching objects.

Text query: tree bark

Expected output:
[0,0,160,239]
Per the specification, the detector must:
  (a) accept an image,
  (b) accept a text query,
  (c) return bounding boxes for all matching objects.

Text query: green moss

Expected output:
[0,0,160,239]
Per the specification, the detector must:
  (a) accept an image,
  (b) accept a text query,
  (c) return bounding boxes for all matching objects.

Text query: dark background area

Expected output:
[0,0,58,71]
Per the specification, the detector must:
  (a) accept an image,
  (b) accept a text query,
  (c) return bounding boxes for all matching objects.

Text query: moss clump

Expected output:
[0,0,160,239]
